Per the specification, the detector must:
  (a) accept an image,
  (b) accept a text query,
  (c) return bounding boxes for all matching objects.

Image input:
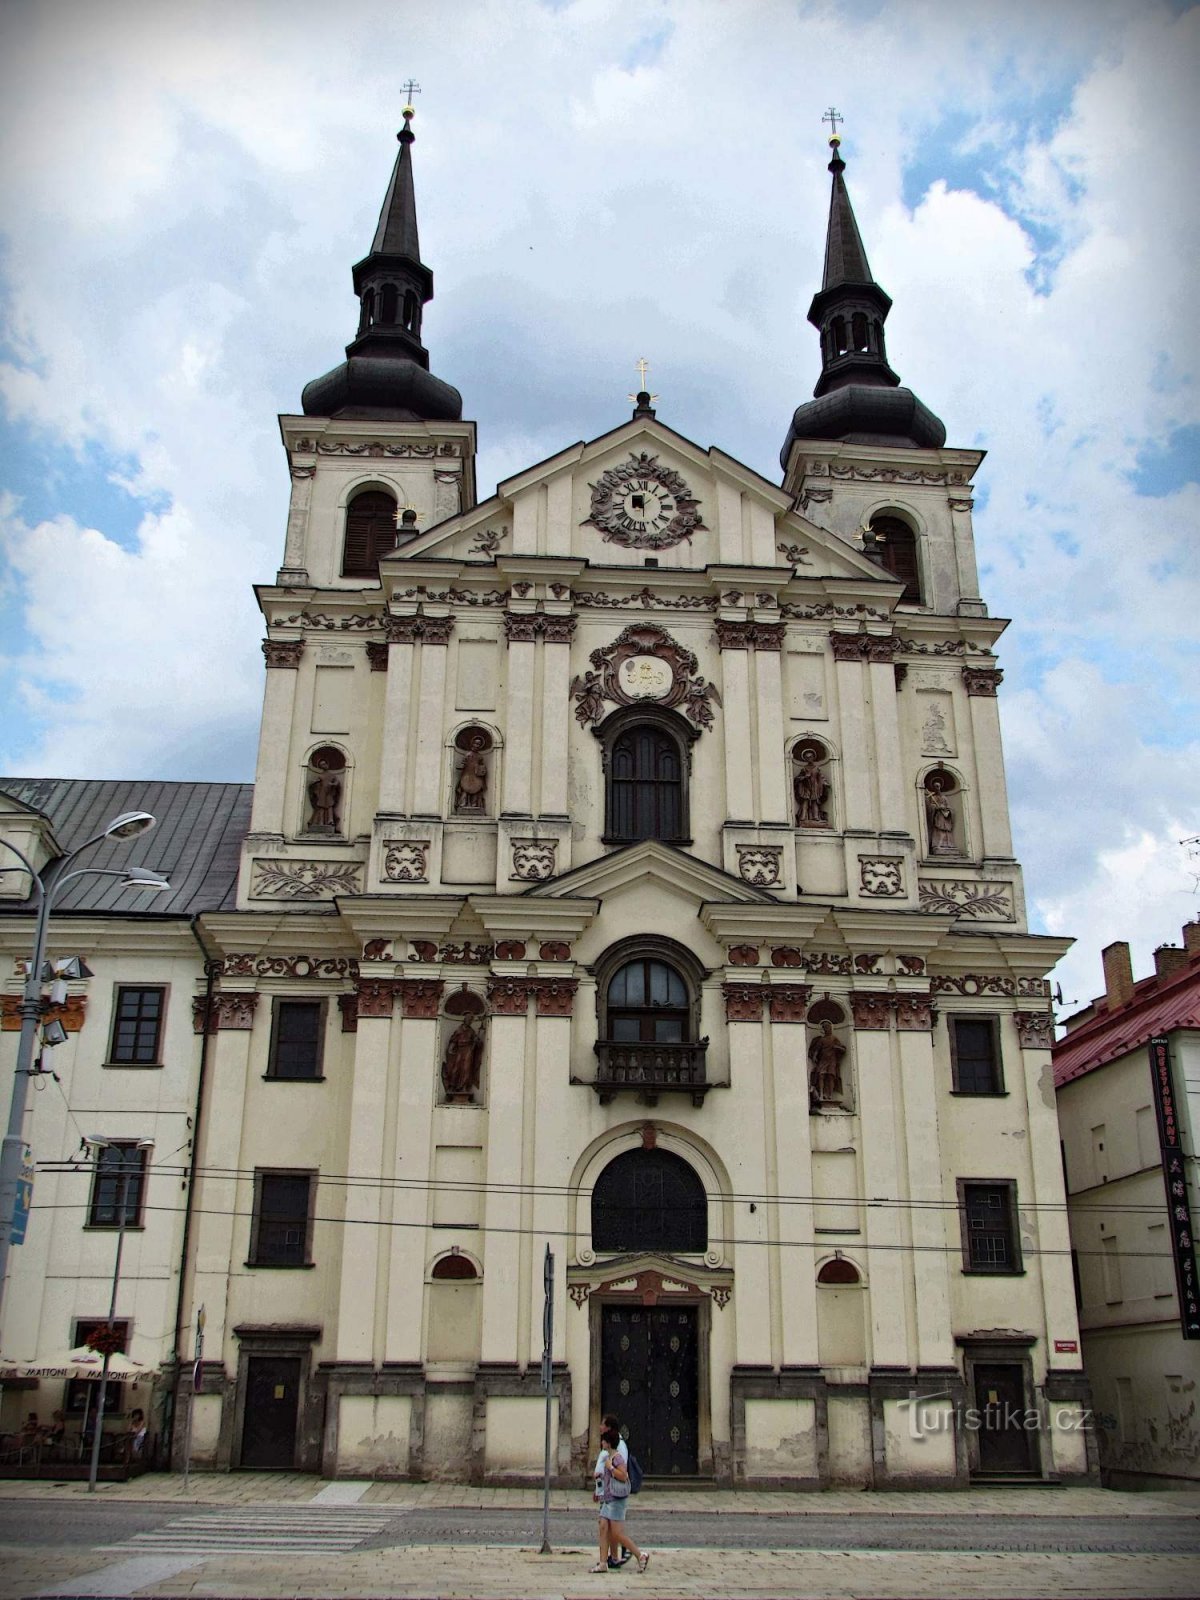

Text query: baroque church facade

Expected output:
[0,114,1094,1486]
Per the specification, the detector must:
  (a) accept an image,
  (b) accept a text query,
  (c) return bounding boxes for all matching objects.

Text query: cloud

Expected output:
[0,0,1196,1001]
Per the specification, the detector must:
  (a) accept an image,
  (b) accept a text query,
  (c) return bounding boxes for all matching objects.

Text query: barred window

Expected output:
[950,1017,1004,1095]
[960,1181,1021,1274]
[267,1000,325,1081]
[87,1143,148,1228]
[250,1171,315,1267]
[592,1149,707,1254]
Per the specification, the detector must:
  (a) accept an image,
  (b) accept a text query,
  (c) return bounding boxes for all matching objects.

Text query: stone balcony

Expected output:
[592,1038,711,1106]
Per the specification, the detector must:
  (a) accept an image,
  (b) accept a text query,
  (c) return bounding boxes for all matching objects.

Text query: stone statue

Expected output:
[454,734,489,812]
[441,1019,483,1100]
[925,773,957,856]
[808,1020,846,1106]
[306,754,343,833]
[793,750,830,827]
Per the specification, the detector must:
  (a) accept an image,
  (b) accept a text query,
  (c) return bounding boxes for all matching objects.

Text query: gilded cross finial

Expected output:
[628,357,658,406]
[402,79,421,116]
[822,106,843,143]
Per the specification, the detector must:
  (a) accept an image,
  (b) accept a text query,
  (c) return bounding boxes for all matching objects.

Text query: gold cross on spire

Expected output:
[628,357,658,404]
[822,105,843,141]
[402,78,421,114]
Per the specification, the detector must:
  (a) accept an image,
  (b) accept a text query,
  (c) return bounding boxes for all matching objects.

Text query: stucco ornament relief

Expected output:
[1014,1010,1055,1049]
[583,452,707,549]
[510,839,558,881]
[859,857,905,897]
[383,840,430,882]
[918,879,1015,920]
[736,844,783,888]
[920,701,953,754]
[571,623,721,730]
[251,859,363,899]
[468,526,507,556]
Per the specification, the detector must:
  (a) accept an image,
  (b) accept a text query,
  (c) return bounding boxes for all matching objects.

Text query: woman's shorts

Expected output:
[599,1497,628,1522]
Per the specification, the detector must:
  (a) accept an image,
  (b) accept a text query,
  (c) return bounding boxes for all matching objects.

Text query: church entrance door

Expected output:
[239,1355,301,1469]
[601,1304,698,1476]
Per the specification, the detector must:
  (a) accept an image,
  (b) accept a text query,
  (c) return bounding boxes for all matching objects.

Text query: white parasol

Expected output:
[0,1344,153,1382]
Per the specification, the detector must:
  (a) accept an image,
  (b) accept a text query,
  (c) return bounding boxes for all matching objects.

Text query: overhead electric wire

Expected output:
[23,1196,1183,1263]
[35,1157,1187,1218]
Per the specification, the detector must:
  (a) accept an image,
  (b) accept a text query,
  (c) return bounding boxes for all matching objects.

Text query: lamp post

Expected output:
[0,811,167,1323]
[82,1135,154,1492]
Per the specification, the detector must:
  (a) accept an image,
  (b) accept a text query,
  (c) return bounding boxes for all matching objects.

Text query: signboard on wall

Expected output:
[1149,1036,1200,1339]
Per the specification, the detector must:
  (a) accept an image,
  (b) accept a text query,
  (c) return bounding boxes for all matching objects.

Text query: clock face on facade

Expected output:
[583,451,707,550]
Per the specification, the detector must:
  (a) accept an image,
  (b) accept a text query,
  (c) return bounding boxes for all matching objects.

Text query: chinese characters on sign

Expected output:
[1149,1036,1200,1339]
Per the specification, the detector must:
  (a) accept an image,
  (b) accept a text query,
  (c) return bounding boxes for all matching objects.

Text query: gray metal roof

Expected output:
[0,778,253,916]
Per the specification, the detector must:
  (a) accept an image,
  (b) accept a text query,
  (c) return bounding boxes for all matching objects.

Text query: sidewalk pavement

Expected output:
[1,1471,1199,1514]
[1,1475,1198,1600]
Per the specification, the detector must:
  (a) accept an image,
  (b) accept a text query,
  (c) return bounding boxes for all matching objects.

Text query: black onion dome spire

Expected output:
[781,134,944,465]
[302,108,462,421]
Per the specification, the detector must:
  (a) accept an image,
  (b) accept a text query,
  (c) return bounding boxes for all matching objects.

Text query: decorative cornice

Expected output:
[723,982,764,1022]
[191,992,259,1033]
[574,588,717,613]
[314,439,462,458]
[829,632,901,664]
[807,461,969,486]
[503,612,578,643]
[931,974,1050,998]
[1,995,86,1032]
[396,978,444,1020]
[386,614,454,646]
[1014,1010,1055,1049]
[715,619,785,652]
[962,665,1004,696]
[262,639,304,669]
[219,954,358,980]
[767,983,811,1023]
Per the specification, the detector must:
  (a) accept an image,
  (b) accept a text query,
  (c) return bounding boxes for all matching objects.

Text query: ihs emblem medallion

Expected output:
[583,452,706,550]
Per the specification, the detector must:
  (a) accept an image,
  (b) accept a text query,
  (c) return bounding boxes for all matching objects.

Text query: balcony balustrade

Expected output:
[592,1038,710,1106]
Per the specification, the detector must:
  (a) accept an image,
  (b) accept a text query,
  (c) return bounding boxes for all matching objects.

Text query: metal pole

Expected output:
[87,1165,129,1492]
[0,856,50,1321]
[539,1244,554,1555]
[182,1306,203,1492]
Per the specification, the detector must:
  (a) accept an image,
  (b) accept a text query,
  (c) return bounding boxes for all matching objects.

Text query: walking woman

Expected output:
[590,1425,650,1574]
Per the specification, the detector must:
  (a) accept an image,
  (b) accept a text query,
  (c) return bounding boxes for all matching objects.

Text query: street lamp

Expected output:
[0,811,169,1322]
[81,1134,154,1493]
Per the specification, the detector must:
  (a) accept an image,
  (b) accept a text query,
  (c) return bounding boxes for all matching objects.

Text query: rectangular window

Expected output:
[267,1000,325,1080]
[949,1016,1003,1095]
[87,1143,149,1227]
[109,986,165,1065]
[65,1318,129,1415]
[959,1180,1022,1273]
[249,1170,315,1267]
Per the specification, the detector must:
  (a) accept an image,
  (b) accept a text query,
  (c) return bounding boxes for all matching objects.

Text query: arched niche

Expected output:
[789,734,838,830]
[816,1253,868,1367]
[425,1249,483,1366]
[447,723,500,818]
[919,763,969,860]
[806,996,852,1112]
[301,743,352,837]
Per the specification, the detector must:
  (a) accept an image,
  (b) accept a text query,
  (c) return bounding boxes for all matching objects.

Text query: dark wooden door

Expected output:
[973,1362,1035,1474]
[601,1304,698,1476]
[239,1356,301,1469]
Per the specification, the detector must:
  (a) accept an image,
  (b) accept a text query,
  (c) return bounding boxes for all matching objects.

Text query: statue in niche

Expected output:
[454,732,490,812]
[793,744,830,827]
[306,749,344,833]
[441,1019,483,1101]
[925,772,958,856]
[808,1019,847,1107]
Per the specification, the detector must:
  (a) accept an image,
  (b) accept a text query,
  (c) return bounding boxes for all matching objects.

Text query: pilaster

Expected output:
[249,642,304,833]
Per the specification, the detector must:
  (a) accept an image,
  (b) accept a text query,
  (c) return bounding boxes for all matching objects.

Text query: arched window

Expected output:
[432,1254,477,1280]
[607,957,689,1044]
[360,288,375,333]
[851,312,869,352]
[870,514,921,604]
[342,489,398,577]
[592,1148,707,1253]
[403,290,420,332]
[831,315,848,356]
[606,723,685,843]
[380,283,398,324]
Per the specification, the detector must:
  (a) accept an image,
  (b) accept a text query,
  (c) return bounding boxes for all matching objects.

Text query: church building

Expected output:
[0,111,1094,1486]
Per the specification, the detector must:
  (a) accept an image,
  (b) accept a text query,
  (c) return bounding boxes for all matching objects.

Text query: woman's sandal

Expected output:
[636,1552,651,1573]
[588,1563,608,1573]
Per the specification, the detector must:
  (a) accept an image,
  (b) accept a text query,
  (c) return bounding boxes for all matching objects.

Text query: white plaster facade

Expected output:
[0,132,1093,1487]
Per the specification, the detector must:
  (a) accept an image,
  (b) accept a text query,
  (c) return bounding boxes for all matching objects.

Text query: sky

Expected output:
[0,0,1197,1013]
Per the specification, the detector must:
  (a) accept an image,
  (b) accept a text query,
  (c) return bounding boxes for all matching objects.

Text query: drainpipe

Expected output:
[163,919,219,1464]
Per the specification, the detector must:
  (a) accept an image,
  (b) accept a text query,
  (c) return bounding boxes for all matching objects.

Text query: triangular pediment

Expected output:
[384,416,894,588]
[525,840,775,906]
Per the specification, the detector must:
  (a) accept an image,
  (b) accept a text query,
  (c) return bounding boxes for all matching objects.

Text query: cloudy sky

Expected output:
[1,0,1196,1011]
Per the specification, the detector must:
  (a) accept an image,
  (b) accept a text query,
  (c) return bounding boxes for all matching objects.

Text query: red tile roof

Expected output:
[1053,952,1200,1086]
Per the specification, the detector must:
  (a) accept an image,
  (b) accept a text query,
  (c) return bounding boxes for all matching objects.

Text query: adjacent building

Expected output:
[1055,926,1200,1485]
[0,118,1092,1485]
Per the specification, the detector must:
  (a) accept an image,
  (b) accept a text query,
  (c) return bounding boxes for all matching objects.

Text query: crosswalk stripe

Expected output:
[107,1503,401,1557]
